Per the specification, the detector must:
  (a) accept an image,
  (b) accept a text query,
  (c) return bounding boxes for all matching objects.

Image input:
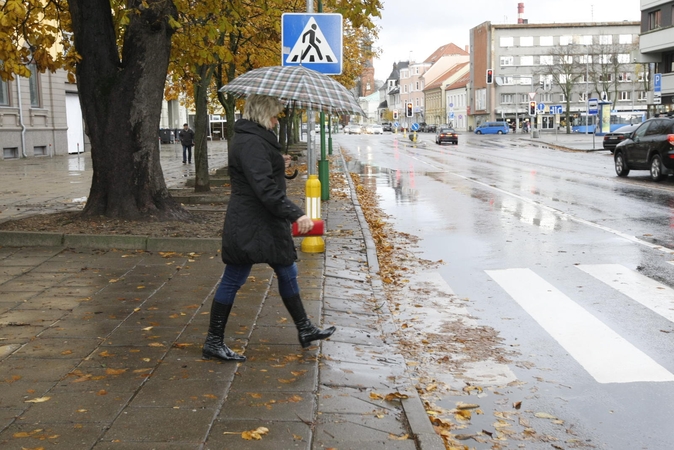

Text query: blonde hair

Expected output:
[243,95,285,129]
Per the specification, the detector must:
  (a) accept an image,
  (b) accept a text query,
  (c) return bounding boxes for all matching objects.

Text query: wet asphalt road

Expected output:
[333,131,674,450]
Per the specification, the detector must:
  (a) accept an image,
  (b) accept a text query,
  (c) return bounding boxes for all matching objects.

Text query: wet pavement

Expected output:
[0,142,442,449]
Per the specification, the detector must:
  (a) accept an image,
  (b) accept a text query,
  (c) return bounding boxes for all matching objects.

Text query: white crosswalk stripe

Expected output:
[486,267,674,384]
[577,264,674,324]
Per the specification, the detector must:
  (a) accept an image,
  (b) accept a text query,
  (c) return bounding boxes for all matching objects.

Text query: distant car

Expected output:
[369,124,383,134]
[475,121,510,135]
[603,125,639,153]
[382,123,392,132]
[435,127,458,145]
[344,124,362,134]
[614,117,674,181]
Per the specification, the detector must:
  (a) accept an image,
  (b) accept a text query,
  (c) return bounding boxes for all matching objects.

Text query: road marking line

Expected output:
[577,264,674,324]
[486,268,674,384]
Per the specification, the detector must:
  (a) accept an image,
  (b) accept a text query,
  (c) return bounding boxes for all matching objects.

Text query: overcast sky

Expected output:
[372,0,641,80]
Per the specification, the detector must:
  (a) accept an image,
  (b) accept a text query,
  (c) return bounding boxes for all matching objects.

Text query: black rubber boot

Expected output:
[202,301,246,362]
[282,295,336,348]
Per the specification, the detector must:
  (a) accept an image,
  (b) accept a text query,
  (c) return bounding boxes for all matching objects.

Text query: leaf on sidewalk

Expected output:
[223,426,270,440]
[388,433,409,440]
[25,396,51,403]
[384,392,409,401]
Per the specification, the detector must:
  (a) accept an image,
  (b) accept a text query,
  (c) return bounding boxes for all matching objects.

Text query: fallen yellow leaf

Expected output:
[25,396,51,403]
[239,427,270,440]
[105,368,127,375]
[369,392,384,400]
[389,433,409,440]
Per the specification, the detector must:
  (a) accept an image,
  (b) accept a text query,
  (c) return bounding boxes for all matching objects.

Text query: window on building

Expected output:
[599,73,614,82]
[649,10,661,30]
[520,36,534,47]
[0,78,8,106]
[501,94,515,104]
[617,54,630,64]
[520,56,534,66]
[578,92,588,102]
[599,54,611,64]
[559,35,572,46]
[403,85,408,93]
[580,35,593,45]
[519,93,529,104]
[560,55,572,65]
[541,93,552,103]
[618,73,632,82]
[401,70,408,79]
[619,91,631,101]
[540,36,553,46]
[415,81,419,90]
[560,93,571,102]
[28,63,40,107]
[540,55,553,65]
[619,34,633,44]
[500,56,514,67]
[500,36,514,47]
[475,88,486,110]
[638,91,648,101]
[579,55,592,64]
[599,35,612,45]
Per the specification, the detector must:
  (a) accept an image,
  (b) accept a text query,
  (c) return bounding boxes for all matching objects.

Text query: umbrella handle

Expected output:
[285,168,299,180]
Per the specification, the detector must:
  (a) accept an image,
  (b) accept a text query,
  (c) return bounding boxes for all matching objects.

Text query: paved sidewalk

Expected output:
[518,130,607,151]
[0,145,442,449]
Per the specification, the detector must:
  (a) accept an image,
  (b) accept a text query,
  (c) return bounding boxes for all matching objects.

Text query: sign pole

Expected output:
[317,0,329,200]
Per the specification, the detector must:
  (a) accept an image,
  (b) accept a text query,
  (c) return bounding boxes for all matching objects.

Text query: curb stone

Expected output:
[338,146,445,450]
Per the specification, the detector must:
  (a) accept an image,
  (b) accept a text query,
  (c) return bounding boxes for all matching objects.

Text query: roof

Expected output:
[386,61,409,82]
[445,73,470,91]
[424,62,469,91]
[424,43,469,65]
[378,100,388,109]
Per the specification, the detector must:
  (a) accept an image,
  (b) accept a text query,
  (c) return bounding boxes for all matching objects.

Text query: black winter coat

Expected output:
[221,119,305,266]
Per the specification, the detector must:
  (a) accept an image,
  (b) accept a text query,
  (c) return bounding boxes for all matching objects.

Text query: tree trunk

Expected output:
[68,0,188,220]
[193,65,213,192]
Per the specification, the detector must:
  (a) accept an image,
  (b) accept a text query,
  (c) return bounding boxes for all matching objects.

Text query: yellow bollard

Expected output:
[301,174,325,253]
[413,131,417,143]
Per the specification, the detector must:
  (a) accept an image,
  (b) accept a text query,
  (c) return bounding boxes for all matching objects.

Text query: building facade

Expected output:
[639,0,674,109]
[469,21,645,131]
[423,62,469,127]
[0,69,85,159]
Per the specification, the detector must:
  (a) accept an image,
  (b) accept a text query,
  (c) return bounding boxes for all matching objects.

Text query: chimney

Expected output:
[517,2,525,24]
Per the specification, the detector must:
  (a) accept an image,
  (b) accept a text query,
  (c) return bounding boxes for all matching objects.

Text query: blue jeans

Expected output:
[182,145,192,163]
[213,263,300,305]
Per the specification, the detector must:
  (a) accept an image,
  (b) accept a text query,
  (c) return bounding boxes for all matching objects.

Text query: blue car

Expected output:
[475,122,509,134]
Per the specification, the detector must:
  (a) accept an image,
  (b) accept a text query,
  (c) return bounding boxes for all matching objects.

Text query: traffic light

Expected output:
[393,110,398,120]
[486,69,493,84]
[406,102,413,117]
[529,101,536,116]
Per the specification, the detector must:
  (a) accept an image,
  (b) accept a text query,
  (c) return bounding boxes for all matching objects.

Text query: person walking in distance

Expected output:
[178,123,195,164]
[202,94,336,362]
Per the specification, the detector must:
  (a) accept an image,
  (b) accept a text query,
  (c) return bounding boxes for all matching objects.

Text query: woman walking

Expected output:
[202,95,336,362]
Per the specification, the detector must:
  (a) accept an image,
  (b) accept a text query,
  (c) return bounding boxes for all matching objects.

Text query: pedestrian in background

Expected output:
[178,123,195,164]
[202,94,336,362]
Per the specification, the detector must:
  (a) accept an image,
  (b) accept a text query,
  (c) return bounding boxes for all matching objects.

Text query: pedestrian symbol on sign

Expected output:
[286,17,337,64]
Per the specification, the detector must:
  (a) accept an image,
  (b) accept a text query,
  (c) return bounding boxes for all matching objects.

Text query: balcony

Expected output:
[640,26,674,54]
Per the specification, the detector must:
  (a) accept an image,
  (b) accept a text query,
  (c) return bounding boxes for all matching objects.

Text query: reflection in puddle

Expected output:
[68,155,86,173]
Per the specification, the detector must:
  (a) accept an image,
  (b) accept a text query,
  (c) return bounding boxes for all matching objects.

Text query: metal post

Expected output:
[317,0,329,200]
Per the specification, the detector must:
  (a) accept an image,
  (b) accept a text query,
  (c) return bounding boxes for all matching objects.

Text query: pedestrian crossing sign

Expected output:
[282,13,343,75]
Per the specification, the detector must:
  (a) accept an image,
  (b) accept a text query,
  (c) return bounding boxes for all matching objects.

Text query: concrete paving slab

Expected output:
[314,413,415,449]
[324,324,384,347]
[0,357,79,382]
[0,422,106,449]
[0,380,54,408]
[10,337,98,360]
[0,308,69,326]
[319,359,407,391]
[324,295,378,315]
[38,319,120,339]
[130,377,226,408]
[104,406,215,443]
[229,361,316,393]
[206,419,311,450]
[149,354,239,382]
[318,385,404,416]
[94,442,201,449]
[321,340,405,366]
[218,390,314,421]
[19,386,134,423]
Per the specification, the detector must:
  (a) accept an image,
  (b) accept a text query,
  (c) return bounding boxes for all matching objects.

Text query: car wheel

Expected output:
[476,131,482,134]
[497,130,503,134]
[614,152,630,177]
[650,155,665,181]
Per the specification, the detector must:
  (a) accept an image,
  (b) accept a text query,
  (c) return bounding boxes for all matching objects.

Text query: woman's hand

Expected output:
[295,215,314,234]
[283,154,292,169]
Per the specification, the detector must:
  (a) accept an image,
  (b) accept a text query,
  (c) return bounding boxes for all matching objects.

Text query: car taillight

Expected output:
[668,134,674,146]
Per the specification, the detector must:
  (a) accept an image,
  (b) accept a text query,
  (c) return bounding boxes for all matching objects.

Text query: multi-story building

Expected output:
[445,73,470,131]
[423,62,469,127]
[0,69,85,159]
[469,21,645,132]
[638,0,674,110]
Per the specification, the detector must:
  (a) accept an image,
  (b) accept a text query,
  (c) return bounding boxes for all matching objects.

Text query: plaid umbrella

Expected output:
[219,65,365,116]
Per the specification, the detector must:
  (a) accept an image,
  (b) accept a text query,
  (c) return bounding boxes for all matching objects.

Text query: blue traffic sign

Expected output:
[548,105,563,114]
[282,13,343,75]
[411,123,420,131]
[537,102,545,112]
[654,73,662,94]
[588,98,599,115]
[393,121,399,128]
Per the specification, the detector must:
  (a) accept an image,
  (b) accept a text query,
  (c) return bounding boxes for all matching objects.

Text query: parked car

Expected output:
[475,121,510,134]
[614,117,674,181]
[344,124,362,134]
[603,125,639,153]
[381,123,392,132]
[435,127,458,145]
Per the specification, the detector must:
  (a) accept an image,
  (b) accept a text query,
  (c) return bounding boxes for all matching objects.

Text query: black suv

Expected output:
[614,118,674,181]
[381,123,392,132]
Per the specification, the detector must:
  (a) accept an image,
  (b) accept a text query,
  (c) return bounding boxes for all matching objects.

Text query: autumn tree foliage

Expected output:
[2,0,380,214]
